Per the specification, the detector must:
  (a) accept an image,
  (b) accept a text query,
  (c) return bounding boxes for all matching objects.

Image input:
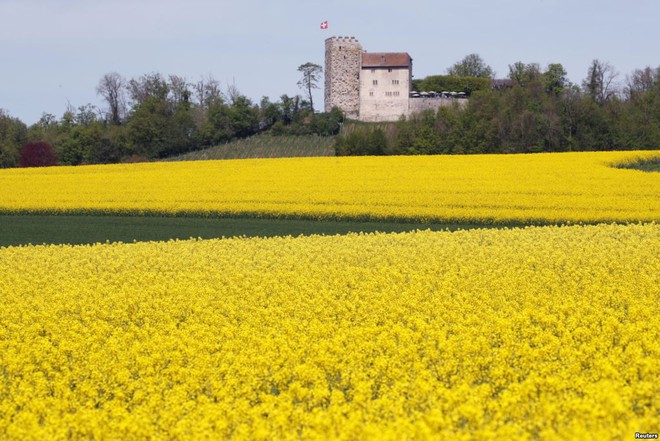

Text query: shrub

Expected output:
[19,141,59,167]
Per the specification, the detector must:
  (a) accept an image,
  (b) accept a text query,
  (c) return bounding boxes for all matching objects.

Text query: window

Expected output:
[371,69,375,73]
[372,80,378,86]
[388,68,393,73]
[369,91,374,97]
[392,79,399,85]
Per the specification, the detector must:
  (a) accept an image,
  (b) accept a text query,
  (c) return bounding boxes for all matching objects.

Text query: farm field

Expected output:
[0,151,658,225]
[1,224,658,439]
[1,151,659,440]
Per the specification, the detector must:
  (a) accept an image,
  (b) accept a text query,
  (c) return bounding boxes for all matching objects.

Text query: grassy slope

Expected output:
[165,135,336,161]
[0,215,496,247]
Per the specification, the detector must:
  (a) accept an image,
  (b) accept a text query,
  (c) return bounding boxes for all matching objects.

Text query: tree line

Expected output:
[4,56,660,167]
[336,57,660,155]
[0,65,340,168]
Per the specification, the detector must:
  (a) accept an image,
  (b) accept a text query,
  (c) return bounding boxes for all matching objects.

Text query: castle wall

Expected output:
[408,97,468,116]
[359,67,411,122]
[324,37,362,118]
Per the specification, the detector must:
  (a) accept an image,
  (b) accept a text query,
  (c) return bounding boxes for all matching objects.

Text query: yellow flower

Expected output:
[0,224,658,438]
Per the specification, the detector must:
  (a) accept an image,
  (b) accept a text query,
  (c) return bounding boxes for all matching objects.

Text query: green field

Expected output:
[165,134,336,161]
[0,215,498,247]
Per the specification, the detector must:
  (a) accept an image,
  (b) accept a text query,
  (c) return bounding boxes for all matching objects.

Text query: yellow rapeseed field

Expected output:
[1,224,658,440]
[0,151,658,223]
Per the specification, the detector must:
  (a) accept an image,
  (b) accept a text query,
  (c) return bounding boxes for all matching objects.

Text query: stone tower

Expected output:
[324,36,362,118]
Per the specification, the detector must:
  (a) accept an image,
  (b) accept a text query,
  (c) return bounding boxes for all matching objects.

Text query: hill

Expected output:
[164,134,336,161]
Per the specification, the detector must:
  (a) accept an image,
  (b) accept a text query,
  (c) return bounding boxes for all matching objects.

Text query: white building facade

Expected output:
[359,53,412,122]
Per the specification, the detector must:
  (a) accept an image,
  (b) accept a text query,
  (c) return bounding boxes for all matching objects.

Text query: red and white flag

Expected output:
[320,21,328,29]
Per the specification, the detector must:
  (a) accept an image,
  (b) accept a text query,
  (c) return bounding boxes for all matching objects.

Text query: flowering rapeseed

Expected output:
[0,224,658,439]
[0,151,658,223]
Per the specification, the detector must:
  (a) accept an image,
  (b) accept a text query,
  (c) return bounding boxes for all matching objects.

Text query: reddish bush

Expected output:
[19,142,59,167]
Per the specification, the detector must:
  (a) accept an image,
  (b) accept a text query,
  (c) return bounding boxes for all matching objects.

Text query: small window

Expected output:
[373,80,378,86]
[371,69,375,73]
[369,91,374,97]
[388,68,393,73]
[392,79,399,85]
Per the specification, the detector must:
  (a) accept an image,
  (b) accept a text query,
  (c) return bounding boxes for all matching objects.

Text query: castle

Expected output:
[324,36,465,122]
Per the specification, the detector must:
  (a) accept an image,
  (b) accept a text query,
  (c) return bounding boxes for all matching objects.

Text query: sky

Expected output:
[1,0,659,125]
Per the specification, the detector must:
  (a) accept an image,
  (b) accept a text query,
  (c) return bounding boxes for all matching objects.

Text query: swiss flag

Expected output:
[320,21,328,29]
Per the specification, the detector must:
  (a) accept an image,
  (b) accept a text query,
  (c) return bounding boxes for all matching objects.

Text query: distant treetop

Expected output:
[447,54,494,79]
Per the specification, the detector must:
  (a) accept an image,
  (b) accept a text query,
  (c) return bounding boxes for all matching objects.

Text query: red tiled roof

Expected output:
[361,52,412,68]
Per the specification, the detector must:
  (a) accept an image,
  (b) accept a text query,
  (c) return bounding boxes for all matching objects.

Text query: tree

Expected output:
[335,128,387,156]
[194,75,223,110]
[508,62,541,86]
[19,142,58,167]
[413,75,491,95]
[127,97,171,158]
[279,94,303,124]
[0,110,28,168]
[168,75,191,105]
[127,73,169,106]
[96,72,126,125]
[625,66,660,99]
[583,59,619,104]
[447,54,494,78]
[297,62,323,113]
[543,63,568,95]
[259,96,282,129]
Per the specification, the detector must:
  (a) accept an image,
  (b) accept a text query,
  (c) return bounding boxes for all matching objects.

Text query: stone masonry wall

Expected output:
[324,37,362,118]
[408,97,468,116]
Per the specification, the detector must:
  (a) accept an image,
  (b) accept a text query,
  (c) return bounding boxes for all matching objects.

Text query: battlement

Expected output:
[325,36,360,42]
[324,36,363,54]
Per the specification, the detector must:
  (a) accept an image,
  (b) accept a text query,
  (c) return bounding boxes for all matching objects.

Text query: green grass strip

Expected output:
[0,214,501,247]
[614,156,660,172]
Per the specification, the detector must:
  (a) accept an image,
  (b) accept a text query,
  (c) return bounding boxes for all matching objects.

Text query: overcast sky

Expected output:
[1,0,659,125]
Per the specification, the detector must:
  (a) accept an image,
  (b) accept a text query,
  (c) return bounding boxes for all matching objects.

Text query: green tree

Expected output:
[447,54,494,78]
[543,63,568,96]
[124,74,201,158]
[412,75,491,95]
[297,62,323,113]
[508,62,541,87]
[335,128,387,156]
[127,73,170,106]
[0,110,28,168]
[127,96,171,158]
